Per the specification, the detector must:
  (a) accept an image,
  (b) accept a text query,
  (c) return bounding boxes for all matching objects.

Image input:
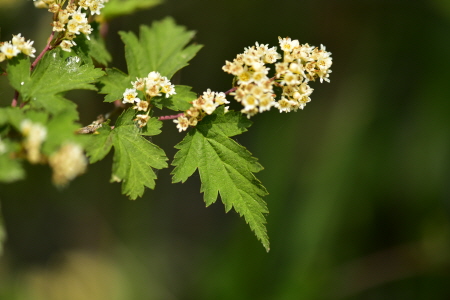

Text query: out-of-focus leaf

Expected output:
[0,139,24,183]
[98,0,163,22]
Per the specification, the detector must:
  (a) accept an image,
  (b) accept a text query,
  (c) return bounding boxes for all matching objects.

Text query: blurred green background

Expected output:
[1,0,450,299]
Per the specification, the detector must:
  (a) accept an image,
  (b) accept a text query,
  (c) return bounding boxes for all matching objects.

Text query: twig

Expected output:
[31,31,55,72]
[158,113,185,121]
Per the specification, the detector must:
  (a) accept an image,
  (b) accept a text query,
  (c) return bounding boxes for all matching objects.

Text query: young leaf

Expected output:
[98,18,202,105]
[86,109,168,199]
[171,107,270,251]
[7,49,104,116]
[97,68,128,102]
[128,17,203,79]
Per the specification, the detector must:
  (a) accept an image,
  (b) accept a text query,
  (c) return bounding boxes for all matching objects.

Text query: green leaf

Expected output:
[97,68,129,102]
[7,49,104,116]
[85,121,113,163]
[73,24,112,66]
[88,32,112,66]
[0,140,24,183]
[86,109,168,199]
[98,18,202,110]
[6,54,30,91]
[119,17,203,79]
[100,0,163,22]
[151,85,197,111]
[41,110,88,155]
[171,107,270,251]
[0,107,24,129]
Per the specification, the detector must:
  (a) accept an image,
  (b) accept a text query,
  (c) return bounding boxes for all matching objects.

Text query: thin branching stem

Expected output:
[31,31,55,72]
[158,113,185,121]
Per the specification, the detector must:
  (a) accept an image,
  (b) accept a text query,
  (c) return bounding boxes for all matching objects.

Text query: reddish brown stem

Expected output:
[225,87,237,95]
[158,113,185,121]
[11,90,19,107]
[31,31,55,72]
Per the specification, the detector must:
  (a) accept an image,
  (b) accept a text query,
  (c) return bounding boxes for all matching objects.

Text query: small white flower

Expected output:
[67,19,82,34]
[0,42,20,59]
[160,79,176,97]
[21,40,36,57]
[131,77,146,91]
[71,7,88,24]
[89,0,105,15]
[122,88,139,104]
[274,98,296,113]
[214,92,229,105]
[147,71,162,83]
[173,115,189,132]
[133,99,149,111]
[135,114,150,128]
[202,101,218,115]
[278,37,299,53]
[60,40,76,52]
[242,94,259,110]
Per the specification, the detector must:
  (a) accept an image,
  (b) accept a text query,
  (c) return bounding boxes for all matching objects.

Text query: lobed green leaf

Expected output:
[7,49,104,116]
[98,18,202,112]
[171,107,270,251]
[117,17,203,79]
[86,109,168,199]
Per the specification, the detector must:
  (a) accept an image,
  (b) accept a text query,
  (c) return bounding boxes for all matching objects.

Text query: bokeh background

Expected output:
[1,0,450,299]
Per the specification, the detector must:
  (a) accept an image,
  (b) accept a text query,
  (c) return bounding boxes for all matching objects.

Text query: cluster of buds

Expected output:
[0,34,36,62]
[222,37,332,117]
[49,142,87,186]
[173,89,229,132]
[20,119,47,164]
[34,0,109,52]
[122,71,176,127]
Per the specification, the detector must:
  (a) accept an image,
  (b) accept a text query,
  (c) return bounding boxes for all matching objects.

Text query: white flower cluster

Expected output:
[49,142,87,186]
[223,42,280,118]
[20,119,47,164]
[222,37,332,117]
[0,34,36,62]
[34,0,109,52]
[173,89,229,132]
[122,71,176,127]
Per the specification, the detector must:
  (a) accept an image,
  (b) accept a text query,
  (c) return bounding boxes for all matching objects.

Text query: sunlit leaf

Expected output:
[172,107,270,251]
